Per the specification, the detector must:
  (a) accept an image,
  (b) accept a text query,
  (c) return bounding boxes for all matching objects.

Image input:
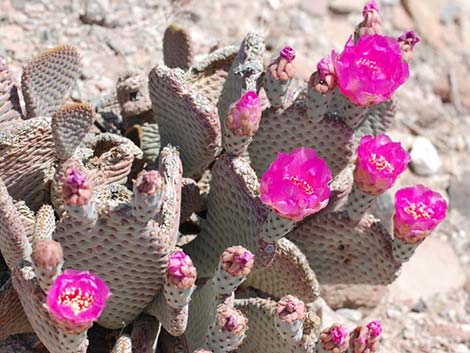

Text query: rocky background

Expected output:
[0,0,469,352]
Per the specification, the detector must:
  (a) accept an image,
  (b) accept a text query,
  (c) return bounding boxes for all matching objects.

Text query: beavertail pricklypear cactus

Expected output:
[0,1,448,353]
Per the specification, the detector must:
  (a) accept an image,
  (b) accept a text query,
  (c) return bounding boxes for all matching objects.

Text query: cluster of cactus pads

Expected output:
[0,1,448,353]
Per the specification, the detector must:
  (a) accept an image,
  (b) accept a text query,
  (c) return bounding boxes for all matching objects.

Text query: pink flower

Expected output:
[333,34,409,106]
[280,46,296,63]
[62,168,93,206]
[331,325,349,345]
[354,134,410,195]
[367,320,382,338]
[260,147,332,221]
[226,91,262,136]
[167,250,197,288]
[46,270,111,326]
[393,185,447,243]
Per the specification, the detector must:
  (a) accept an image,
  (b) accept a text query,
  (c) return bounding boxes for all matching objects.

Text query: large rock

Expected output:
[410,137,442,176]
[321,284,388,309]
[388,237,467,301]
[401,0,445,48]
[328,0,362,14]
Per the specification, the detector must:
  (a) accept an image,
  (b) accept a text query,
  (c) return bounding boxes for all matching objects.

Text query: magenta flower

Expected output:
[354,134,410,195]
[393,185,447,243]
[226,91,262,136]
[332,34,409,106]
[280,45,296,63]
[367,320,382,338]
[260,147,332,221]
[46,270,111,326]
[167,250,197,288]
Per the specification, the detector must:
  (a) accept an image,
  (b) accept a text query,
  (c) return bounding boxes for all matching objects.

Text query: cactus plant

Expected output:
[0,1,448,353]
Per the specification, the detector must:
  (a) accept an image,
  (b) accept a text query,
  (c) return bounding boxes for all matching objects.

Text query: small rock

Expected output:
[80,0,110,26]
[410,299,428,313]
[328,0,362,14]
[409,137,442,176]
[389,237,467,301]
[455,344,470,353]
[335,308,363,322]
[310,297,352,330]
[301,0,328,17]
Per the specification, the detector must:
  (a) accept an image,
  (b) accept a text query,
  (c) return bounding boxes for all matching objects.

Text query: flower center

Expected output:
[368,153,394,173]
[357,57,378,71]
[283,174,314,195]
[58,287,94,315]
[404,202,432,220]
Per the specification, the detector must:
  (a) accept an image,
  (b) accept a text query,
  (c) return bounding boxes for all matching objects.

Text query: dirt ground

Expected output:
[0,0,469,352]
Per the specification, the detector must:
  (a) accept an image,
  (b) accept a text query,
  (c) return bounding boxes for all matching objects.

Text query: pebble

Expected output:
[80,0,109,26]
[409,137,442,176]
[455,344,470,353]
[328,0,363,14]
[335,308,363,322]
[301,0,328,17]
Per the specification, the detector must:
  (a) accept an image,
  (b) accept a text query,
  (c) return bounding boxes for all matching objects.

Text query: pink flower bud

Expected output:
[46,270,111,327]
[167,250,197,288]
[331,325,349,345]
[350,323,382,353]
[276,295,305,323]
[217,306,248,334]
[280,46,296,63]
[393,185,447,243]
[362,0,380,17]
[32,240,63,269]
[313,54,337,93]
[226,91,262,137]
[367,320,382,338]
[398,31,420,61]
[134,170,163,195]
[221,246,254,277]
[398,31,420,48]
[320,324,350,352]
[354,134,410,195]
[62,168,93,206]
[333,35,409,106]
[260,147,332,221]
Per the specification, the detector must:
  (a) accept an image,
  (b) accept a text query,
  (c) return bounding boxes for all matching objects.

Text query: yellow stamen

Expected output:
[369,153,394,173]
[357,57,379,71]
[404,202,431,220]
[284,174,314,195]
[58,287,94,315]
